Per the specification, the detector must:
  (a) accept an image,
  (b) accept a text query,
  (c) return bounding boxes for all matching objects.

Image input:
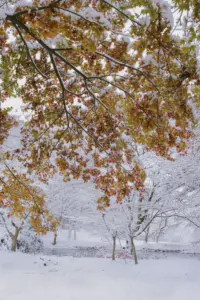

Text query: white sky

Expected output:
[2,97,24,120]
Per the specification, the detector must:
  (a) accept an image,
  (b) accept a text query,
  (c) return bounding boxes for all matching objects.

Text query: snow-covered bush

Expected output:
[0,229,43,254]
[17,229,44,253]
[0,234,10,251]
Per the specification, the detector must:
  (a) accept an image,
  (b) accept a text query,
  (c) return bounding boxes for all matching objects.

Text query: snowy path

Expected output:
[0,252,200,300]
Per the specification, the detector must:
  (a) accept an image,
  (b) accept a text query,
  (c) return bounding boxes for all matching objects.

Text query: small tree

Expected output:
[0,168,57,251]
[101,212,119,261]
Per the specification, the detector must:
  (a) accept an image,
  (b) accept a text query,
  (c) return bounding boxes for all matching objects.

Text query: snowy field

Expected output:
[1,227,200,300]
[0,252,200,300]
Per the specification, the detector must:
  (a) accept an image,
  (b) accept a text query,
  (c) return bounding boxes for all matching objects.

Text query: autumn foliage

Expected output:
[0,0,200,210]
[0,168,57,234]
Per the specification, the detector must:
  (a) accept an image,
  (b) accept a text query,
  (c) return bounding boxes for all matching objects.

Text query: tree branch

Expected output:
[13,23,47,79]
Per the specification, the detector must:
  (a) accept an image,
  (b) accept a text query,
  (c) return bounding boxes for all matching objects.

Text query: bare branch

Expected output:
[13,23,47,79]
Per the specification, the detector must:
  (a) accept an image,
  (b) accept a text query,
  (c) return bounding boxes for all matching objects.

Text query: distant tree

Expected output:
[45,175,102,243]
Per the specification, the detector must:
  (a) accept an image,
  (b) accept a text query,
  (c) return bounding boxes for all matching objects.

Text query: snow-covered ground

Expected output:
[0,252,200,300]
[1,224,200,299]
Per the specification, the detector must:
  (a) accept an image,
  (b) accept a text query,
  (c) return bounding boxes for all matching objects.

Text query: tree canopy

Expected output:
[1,0,200,208]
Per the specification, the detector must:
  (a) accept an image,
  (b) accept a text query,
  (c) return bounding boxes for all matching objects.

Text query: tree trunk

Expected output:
[130,236,138,265]
[11,227,20,252]
[68,228,71,240]
[52,232,57,245]
[145,224,150,243]
[74,228,76,240]
[112,235,116,261]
